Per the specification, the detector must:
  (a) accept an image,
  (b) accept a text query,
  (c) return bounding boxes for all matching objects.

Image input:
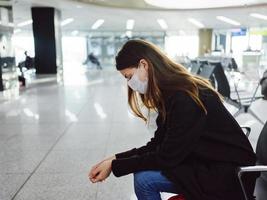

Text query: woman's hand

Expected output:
[90,155,115,172]
[89,160,112,183]
[88,155,116,183]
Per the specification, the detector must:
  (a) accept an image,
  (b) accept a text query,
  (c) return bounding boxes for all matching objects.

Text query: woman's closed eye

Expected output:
[125,75,132,81]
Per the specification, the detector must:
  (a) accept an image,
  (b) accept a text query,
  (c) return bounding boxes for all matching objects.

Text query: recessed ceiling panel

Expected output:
[73,0,267,10]
[145,0,267,9]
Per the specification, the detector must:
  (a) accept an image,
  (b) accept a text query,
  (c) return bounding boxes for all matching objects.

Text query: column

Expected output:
[31,7,62,74]
[198,28,213,57]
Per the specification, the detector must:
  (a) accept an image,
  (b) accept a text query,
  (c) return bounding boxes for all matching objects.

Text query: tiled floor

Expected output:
[0,66,266,200]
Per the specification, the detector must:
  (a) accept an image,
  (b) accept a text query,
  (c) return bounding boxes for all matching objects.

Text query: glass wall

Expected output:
[62,36,87,69]
[212,28,266,70]
[13,29,199,73]
[0,5,17,91]
[165,34,199,59]
[64,31,166,68]
[88,32,165,67]
[12,33,35,66]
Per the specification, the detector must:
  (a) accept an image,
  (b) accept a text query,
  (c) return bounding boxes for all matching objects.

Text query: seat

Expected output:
[238,121,267,200]
[167,194,185,200]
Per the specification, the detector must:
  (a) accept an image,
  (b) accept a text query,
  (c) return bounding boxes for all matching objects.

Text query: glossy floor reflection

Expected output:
[0,66,266,200]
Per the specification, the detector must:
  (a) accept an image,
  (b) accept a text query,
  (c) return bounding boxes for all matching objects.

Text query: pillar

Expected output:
[31,7,62,74]
[198,29,213,57]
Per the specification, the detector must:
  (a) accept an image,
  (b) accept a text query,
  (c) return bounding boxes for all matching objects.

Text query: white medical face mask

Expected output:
[127,64,148,94]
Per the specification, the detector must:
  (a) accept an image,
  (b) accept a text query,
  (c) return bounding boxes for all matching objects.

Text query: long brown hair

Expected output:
[116,39,222,123]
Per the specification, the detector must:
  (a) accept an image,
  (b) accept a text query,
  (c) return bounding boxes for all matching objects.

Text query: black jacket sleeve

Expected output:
[112,92,207,177]
[115,115,164,159]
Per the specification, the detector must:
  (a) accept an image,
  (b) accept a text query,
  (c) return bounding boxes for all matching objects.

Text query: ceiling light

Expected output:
[250,13,267,21]
[91,19,104,30]
[14,29,21,34]
[61,18,74,26]
[188,18,204,28]
[126,19,135,30]
[17,20,32,27]
[179,30,186,35]
[8,22,14,27]
[71,30,79,36]
[216,16,241,26]
[125,30,132,38]
[157,19,168,30]
[0,21,14,27]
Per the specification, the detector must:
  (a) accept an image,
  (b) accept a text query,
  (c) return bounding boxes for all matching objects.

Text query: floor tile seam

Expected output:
[95,115,113,200]
[75,100,96,118]
[10,122,74,200]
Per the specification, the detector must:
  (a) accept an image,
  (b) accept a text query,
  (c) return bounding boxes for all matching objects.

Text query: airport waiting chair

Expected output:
[168,122,267,200]
[189,62,201,75]
[208,61,231,98]
[198,64,215,79]
[198,60,208,68]
[238,121,267,200]
[198,64,216,87]
[208,61,264,125]
[189,61,260,124]
[230,58,238,71]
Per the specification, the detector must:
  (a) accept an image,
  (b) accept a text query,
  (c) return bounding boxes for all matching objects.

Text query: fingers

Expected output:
[91,176,104,183]
[89,166,104,183]
[89,159,111,184]
[88,168,95,177]
[88,167,106,183]
[89,168,99,179]
[90,173,105,183]
[89,172,99,183]
[89,160,106,177]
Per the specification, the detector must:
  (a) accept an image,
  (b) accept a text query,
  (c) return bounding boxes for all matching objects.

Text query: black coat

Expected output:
[111,89,258,200]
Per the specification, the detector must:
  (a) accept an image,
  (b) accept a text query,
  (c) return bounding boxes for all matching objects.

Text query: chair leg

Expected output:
[247,109,265,125]
[233,107,244,118]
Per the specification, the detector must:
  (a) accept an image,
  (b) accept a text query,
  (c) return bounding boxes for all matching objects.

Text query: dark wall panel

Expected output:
[31,7,61,74]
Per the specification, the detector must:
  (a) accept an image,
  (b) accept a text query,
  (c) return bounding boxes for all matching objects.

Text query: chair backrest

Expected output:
[209,62,231,98]
[198,60,208,67]
[231,58,238,71]
[190,62,201,75]
[198,64,215,79]
[198,64,216,87]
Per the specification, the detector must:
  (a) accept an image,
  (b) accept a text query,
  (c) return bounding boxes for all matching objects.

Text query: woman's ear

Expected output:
[140,59,149,71]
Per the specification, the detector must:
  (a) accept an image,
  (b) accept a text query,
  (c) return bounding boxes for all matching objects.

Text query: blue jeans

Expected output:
[134,171,178,200]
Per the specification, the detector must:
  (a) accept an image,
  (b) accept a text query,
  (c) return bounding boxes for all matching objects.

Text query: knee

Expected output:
[134,171,151,191]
